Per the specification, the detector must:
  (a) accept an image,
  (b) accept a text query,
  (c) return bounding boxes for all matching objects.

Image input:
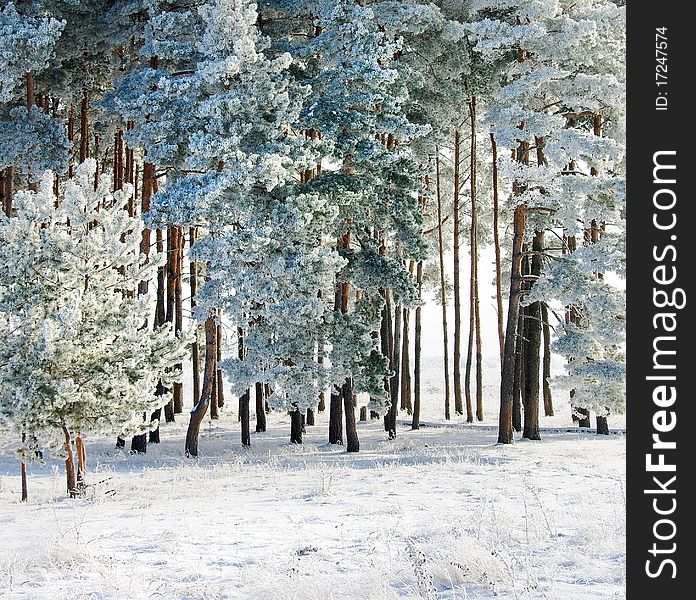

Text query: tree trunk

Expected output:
[185,315,216,457]
[173,227,184,414]
[163,226,177,422]
[452,130,463,416]
[400,306,412,414]
[79,89,89,163]
[343,380,359,452]
[255,382,267,432]
[290,409,303,444]
[498,203,527,444]
[329,388,343,444]
[597,415,609,435]
[412,260,424,430]
[522,234,543,441]
[435,152,451,420]
[216,323,225,409]
[385,300,402,439]
[240,390,251,447]
[512,311,523,433]
[20,433,28,502]
[541,303,554,416]
[190,228,201,407]
[490,134,505,364]
[62,425,77,498]
[75,435,87,493]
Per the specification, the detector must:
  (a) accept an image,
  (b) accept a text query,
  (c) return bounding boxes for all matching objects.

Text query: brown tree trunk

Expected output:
[185,315,216,457]
[512,311,523,433]
[237,326,250,443]
[490,134,505,364]
[343,379,359,452]
[452,130,463,416]
[541,303,554,416]
[434,155,452,421]
[498,203,527,444]
[412,260,424,430]
[255,382,266,432]
[400,305,412,414]
[75,435,87,493]
[62,425,77,497]
[216,323,225,409]
[79,89,89,163]
[385,298,402,439]
[163,227,177,422]
[522,231,543,440]
[190,227,201,406]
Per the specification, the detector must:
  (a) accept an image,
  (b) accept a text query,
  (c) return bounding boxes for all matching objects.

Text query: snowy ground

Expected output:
[0,366,625,600]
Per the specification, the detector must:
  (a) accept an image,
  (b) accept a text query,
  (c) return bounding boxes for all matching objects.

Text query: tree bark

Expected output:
[62,425,77,497]
[512,311,523,433]
[385,299,402,438]
[75,435,87,493]
[541,303,554,416]
[185,315,216,457]
[452,130,463,416]
[255,382,267,432]
[400,305,412,414]
[498,203,527,443]
[434,152,452,420]
[240,390,251,447]
[412,260,424,430]
[490,134,505,364]
[522,232,543,440]
[79,89,89,163]
[343,380,359,452]
[290,409,303,444]
[216,323,225,409]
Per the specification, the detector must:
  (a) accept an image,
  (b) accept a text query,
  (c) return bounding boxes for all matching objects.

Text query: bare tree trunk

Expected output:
[307,407,315,426]
[433,155,451,420]
[400,306,412,414]
[20,433,28,502]
[522,232,543,440]
[163,226,177,423]
[240,390,251,447]
[62,425,77,497]
[255,382,266,432]
[216,323,225,409]
[512,311,523,433]
[79,89,89,163]
[75,435,87,493]
[490,134,505,364]
[343,379,359,452]
[452,130,463,416]
[290,409,303,444]
[385,298,402,439]
[541,303,554,416]
[185,315,216,457]
[498,203,527,444]
[190,227,201,406]
[412,260,424,430]
[149,227,167,444]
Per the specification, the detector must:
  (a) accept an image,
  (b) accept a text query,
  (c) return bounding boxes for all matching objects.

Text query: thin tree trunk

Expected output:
[185,315,216,457]
[149,227,167,444]
[512,311,523,433]
[469,98,483,422]
[385,298,402,439]
[172,227,184,414]
[62,425,77,497]
[216,323,224,409]
[452,130,463,416]
[522,232,543,440]
[498,203,527,444]
[541,303,554,416]
[79,89,89,163]
[190,227,201,406]
[490,134,505,364]
[20,433,27,502]
[435,153,451,420]
[255,382,267,432]
[412,260,424,430]
[163,226,177,422]
[400,305,412,414]
[237,326,250,443]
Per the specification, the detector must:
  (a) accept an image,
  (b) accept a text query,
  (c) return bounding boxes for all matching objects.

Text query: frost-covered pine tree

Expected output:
[0,2,67,206]
[0,160,188,497]
[465,0,626,441]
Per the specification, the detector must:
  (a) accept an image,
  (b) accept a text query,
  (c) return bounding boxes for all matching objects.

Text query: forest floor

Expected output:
[0,369,625,600]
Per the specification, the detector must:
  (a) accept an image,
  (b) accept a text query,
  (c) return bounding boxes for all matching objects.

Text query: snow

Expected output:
[0,366,625,600]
